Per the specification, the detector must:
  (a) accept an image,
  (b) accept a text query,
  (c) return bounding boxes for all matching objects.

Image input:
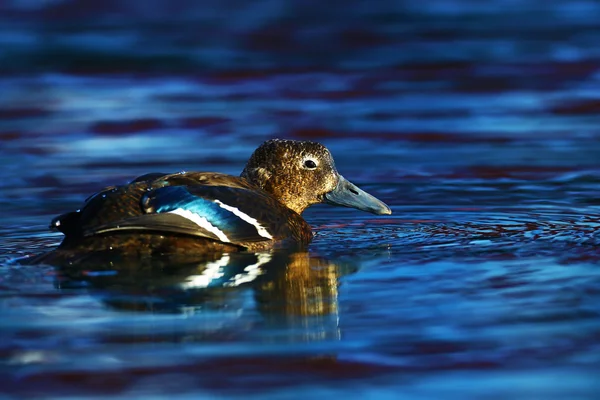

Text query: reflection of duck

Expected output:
[52,250,355,342]
[254,253,351,342]
[30,139,390,264]
[255,252,343,317]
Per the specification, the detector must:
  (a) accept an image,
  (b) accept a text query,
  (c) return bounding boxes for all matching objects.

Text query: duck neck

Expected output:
[276,192,310,215]
[240,170,310,215]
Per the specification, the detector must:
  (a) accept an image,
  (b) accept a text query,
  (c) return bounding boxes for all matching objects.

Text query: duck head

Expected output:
[241,139,392,215]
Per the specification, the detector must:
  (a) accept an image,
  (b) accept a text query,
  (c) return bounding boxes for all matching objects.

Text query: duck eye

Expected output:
[303,159,317,170]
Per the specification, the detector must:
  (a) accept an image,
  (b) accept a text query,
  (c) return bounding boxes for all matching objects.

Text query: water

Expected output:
[1,1,600,398]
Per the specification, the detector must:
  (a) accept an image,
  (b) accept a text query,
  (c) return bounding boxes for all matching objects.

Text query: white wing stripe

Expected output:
[180,254,229,289]
[225,253,272,287]
[214,200,273,239]
[169,208,230,242]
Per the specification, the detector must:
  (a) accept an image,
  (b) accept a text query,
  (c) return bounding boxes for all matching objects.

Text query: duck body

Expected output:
[34,139,391,263]
[53,171,313,254]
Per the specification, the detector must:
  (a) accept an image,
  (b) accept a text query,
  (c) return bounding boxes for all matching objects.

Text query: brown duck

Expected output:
[42,139,391,260]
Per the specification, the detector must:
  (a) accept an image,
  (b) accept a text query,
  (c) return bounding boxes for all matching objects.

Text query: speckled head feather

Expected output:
[241,139,339,214]
[241,139,391,216]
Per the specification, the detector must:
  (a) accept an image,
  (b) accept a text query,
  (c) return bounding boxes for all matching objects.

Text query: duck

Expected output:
[41,139,391,260]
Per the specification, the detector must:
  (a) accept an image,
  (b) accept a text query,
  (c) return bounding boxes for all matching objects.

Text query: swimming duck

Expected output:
[46,139,391,256]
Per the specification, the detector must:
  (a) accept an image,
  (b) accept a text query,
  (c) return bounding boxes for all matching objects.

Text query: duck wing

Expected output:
[52,172,310,248]
[86,185,280,244]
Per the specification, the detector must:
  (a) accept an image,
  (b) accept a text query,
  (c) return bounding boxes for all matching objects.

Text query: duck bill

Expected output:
[324,176,391,215]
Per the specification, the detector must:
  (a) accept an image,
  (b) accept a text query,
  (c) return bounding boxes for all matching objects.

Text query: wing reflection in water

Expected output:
[28,248,357,343]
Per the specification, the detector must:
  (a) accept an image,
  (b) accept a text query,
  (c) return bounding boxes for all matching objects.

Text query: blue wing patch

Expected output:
[143,186,272,243]
[82,186,276,244]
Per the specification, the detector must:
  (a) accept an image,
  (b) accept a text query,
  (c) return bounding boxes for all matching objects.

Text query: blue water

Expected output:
[1,1,600,398]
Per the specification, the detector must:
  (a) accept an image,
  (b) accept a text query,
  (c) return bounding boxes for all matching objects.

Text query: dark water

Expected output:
[1,1,600,398]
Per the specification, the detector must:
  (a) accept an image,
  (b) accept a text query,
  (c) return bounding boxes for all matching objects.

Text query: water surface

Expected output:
[1,1,600,398]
